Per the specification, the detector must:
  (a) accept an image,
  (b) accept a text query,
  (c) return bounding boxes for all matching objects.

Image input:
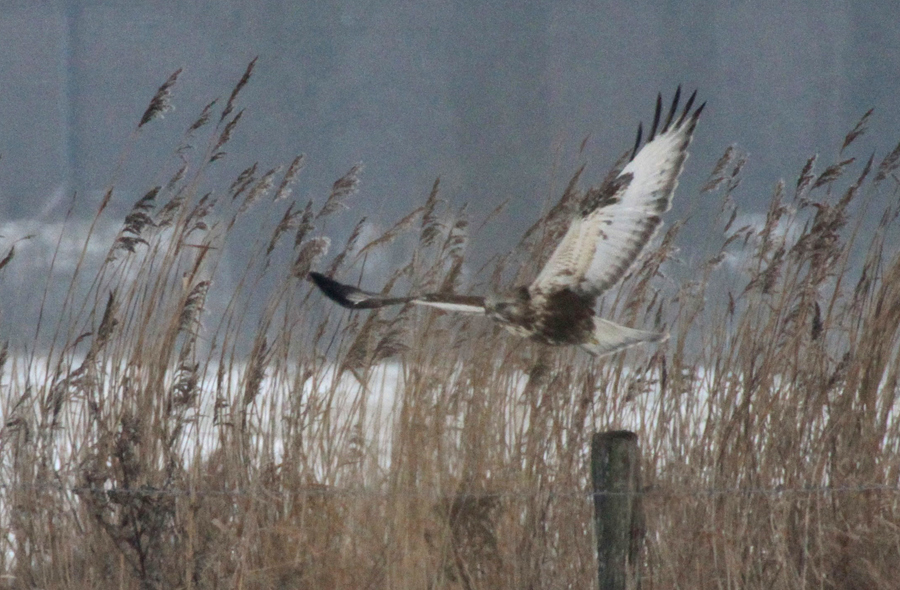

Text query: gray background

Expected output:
[1,1,899,336]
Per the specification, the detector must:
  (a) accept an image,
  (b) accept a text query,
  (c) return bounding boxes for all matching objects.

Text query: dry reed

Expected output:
[0,68,898,590]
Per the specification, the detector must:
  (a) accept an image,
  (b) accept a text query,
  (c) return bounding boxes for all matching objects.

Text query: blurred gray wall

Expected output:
[1,0,899,326]
[3,2,900,219]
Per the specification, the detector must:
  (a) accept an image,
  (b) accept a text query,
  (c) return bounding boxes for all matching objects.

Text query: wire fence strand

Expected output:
[1,481,897,500]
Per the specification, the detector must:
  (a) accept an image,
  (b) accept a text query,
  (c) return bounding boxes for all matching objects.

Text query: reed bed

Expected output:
[1,64,898,590]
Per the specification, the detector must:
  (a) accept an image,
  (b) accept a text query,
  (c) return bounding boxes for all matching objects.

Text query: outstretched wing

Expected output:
[530,88,704,299]
[309,272,486,314]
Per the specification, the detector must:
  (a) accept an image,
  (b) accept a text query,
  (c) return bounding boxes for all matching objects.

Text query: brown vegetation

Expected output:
[1,65,899,589]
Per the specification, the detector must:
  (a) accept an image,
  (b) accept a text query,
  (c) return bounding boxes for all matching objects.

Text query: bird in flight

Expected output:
[310,88,704,356]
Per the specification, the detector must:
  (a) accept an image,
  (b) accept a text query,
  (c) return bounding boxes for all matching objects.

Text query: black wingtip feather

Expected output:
[629,88,703,162]
[678,89,698,126]
[631,122,643,161]
[662,85,682,132]
[308,271,358,308]
[649,93,663,142]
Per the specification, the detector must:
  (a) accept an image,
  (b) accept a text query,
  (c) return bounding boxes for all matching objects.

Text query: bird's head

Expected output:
[485,287,533,327]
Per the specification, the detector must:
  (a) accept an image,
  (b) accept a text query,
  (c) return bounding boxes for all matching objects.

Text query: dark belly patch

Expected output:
[533,289,595,345]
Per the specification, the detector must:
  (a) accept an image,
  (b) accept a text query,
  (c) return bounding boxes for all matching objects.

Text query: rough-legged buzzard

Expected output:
[310,88,704,356]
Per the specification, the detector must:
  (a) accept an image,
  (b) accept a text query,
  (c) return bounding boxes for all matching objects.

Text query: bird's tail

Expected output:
[580,317,668,357]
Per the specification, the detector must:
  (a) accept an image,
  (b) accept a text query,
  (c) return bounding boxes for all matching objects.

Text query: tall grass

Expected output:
[1,65,899,589]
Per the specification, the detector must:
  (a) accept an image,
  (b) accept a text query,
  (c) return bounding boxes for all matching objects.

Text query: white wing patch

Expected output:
[531,89,703,299]
[410,298,486,314]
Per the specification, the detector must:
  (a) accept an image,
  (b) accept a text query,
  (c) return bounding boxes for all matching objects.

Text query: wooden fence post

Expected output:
[591,430,645,590]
